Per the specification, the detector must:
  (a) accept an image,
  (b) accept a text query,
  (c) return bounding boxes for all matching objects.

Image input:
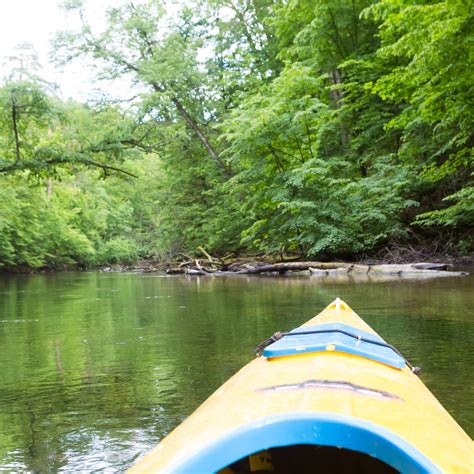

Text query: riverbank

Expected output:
[2,244,472,275]
[98,258,470,279]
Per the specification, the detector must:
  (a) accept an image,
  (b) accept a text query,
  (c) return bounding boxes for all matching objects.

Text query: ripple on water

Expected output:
[0,319,39,323]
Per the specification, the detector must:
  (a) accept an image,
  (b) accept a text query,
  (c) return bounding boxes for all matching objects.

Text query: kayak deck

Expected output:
[130,298,473,473]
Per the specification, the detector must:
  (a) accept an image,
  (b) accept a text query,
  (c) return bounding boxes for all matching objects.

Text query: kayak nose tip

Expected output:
[329,297,346,311]
[335,297,342,309]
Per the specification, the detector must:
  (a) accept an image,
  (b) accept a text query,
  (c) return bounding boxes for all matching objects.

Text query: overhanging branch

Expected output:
[0,157,138,178]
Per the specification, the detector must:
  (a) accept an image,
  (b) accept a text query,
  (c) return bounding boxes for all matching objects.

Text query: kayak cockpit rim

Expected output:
[164,413,440,473]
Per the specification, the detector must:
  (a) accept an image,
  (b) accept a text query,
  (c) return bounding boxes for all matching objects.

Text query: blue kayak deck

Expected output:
[263,323,406,369]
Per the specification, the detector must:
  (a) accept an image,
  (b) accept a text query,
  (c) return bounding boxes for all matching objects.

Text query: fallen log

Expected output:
[237,262,349,274]
[399,270,468,277]
[185,267,206,276]
[156,260,467,278]
[307,263,467,278]
[368,264,451,274]
[166,268,186,274]
[309,267,352,275]
[306,263,457,275]
[411,262,450,271]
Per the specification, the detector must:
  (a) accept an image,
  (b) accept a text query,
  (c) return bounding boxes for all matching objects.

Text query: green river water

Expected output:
[0,271,473,471]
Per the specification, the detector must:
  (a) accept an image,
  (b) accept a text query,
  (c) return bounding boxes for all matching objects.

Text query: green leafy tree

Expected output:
[2,0,473,269]
[54,0,227,173]
[366,0,473,231]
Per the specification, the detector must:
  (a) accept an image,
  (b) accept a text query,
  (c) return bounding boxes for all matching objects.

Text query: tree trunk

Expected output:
[171,97,229,175]
[11,93,21,162]
[237,262,350,274]
[149,81,228,175]
[329,69,350,147]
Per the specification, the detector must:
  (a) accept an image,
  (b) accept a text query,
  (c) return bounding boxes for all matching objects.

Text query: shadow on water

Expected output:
[0,270,472,470]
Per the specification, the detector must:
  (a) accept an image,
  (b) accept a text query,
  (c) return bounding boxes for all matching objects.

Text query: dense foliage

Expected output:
[0,0,472,270]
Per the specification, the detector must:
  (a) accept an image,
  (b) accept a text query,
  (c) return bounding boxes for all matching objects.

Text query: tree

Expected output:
[216,0,417,257]
[367,0,474,231]
[2,0,472,269]
[54,0,228,173]
[0,79,145,178]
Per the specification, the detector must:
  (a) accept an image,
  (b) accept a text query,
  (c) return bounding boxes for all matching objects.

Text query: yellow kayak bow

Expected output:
[130,298,472,473]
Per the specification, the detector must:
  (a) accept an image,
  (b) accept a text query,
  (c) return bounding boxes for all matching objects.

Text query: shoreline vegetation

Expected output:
[3,245,473,276]
[1,0,472,276]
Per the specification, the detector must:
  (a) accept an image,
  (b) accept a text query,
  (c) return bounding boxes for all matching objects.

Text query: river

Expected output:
[0,270,472,471]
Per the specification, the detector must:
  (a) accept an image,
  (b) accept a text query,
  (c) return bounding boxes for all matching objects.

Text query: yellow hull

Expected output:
[130,299,473,473]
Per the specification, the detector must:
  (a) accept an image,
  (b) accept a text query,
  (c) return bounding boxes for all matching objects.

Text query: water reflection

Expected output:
[0,271,472,471]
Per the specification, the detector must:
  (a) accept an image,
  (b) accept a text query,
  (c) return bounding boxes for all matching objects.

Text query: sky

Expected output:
[0,0,133,101]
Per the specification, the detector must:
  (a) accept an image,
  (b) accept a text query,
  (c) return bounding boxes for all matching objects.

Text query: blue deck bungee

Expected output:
[263,323,406,369]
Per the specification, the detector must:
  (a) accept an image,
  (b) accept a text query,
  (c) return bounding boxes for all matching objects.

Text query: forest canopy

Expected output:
[0,0,472,270]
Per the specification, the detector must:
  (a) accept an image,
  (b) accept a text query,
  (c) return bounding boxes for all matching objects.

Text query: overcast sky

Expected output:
[0,0,138,101]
